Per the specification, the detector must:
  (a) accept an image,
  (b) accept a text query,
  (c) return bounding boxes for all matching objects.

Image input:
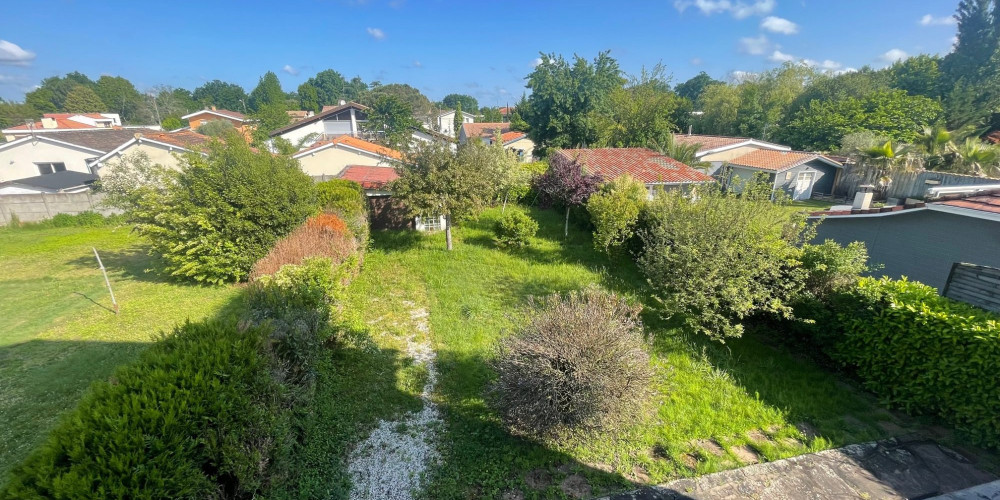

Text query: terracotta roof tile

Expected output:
[937,194,1000,215]
[671,134,790,154]
[295,135,402,160]
[338,165,398,189]
[462,122,510,139]
[556,148,713,184]
[728,149,841,172]
[140,130,212,150]
[500,131,527,143]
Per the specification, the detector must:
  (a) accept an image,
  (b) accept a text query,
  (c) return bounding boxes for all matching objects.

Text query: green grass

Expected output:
[0,225,241,483]
[289,207,905,499]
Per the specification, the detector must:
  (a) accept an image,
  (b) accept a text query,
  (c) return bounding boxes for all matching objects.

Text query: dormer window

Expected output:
[36,162,67,175]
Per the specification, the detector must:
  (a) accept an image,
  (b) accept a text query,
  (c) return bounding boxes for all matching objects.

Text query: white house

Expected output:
[0,129,166,184]
[671,133,790,175]
[269,101,368,148]
[424,109,476,137]
[3,113,123,141]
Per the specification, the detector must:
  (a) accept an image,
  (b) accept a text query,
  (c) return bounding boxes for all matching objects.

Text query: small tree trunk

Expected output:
[564,206,570,238]
[445,215,453,251]
[502,193,508,213]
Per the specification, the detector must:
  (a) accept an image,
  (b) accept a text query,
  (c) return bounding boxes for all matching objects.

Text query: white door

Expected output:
[793,171,815,201]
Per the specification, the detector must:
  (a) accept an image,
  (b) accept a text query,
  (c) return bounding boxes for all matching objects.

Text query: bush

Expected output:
[1,320,288,499]
[800,239,870,298]
[830,277,1000,448]
[637,179,810,341]
[126,139,317,284]
[493,209,538,247]
[48,211,109,227]
[315,179,369,247]
[250,213,357,280]
[490,288,652,440]
[587,174,646,252]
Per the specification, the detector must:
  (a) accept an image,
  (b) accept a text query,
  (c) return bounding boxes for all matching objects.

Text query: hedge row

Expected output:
[831,277,1000,448]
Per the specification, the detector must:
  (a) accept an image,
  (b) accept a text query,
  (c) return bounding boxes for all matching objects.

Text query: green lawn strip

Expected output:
[0,226,241,483]
[374,207,894,498]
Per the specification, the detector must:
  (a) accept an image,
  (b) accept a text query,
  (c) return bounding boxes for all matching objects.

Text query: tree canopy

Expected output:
[441,94,478,113]
[193,80,248,112]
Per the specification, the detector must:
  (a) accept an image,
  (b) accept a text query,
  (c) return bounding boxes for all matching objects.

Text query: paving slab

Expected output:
[602,438,996,500]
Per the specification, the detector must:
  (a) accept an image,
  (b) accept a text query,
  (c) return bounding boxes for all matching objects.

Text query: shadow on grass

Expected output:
[64,245,180,285]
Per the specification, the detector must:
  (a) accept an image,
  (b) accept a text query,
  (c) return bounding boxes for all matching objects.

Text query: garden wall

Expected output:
[0,192,114,224]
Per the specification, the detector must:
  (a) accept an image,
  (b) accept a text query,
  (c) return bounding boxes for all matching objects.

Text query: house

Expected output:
[810,186,1000,290]
[459,122,510,144]
[409,126,458,151]
[181,107,252,141]
[424,109,476,137]
[671,133,790,174]
[338,165,398,195]
[91,130,214,177]
[286,110,315,122]
[485,131,535,163]
[0,129,162,183]
[0,171,97,195]
[291,135,401,179]
[499,106,513,121]
[3,113,123,141]
[723,150,843,200]
[269,100,369,148]
[553,147,714,196]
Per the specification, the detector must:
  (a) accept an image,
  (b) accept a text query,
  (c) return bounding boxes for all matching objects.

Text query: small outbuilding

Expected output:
[724,149,843,200]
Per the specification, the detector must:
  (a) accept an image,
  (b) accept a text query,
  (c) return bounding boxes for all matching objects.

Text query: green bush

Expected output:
[126,139,317,284]
[315,179,369,246]
[0,320,288,499]
[800,240,870,298]
[48,211,109,227]
[493,209,538,247]
[832,277,1000,448]
[587,174,646,252]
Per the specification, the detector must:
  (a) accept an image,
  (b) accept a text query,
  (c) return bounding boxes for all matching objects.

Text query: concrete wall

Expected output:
[702,145,763,164]
[277,121,325,148]
[812,209,1000,290]
[295,145,392,177]
[0,139,99,182]
[0,191,114,223]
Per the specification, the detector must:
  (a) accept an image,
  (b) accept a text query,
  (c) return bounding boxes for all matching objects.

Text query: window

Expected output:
[36,162,67,175]
[417,215,444,232]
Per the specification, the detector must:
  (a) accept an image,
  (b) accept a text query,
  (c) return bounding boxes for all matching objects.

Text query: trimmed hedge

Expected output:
[832,277,1000,448]
[1,320,286,499]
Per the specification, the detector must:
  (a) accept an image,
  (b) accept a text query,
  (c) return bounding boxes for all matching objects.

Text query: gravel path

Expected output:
[347,302,442,500]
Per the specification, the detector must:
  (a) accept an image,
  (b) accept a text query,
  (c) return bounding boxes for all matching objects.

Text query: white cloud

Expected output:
[834,67,857,75]
[881,48,908,63]
[691,57,703,65]
[0,40,35,66]
[768,50,795,62]
[919,14,956,26]
[761,16,798,34]
[739,35,769,55]
[366,27,385,40]
[730,70,756,82]
[412,60,422,68]
[673,0,775,18]
[282,64,299,76]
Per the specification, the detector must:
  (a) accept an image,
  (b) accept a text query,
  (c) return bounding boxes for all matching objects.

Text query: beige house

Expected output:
[291,135,401,178]
[671,134,790,175]
[488,132,535,163]
[460,123,534,162]
[91,130,212,177]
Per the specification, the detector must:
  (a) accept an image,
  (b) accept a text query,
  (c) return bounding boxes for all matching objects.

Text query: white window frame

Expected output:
[36,162,67,175]
[415,215,446,232]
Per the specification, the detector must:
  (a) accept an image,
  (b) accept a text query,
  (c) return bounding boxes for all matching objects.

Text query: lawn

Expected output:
[283,206,907,499]
[0,225,242,483]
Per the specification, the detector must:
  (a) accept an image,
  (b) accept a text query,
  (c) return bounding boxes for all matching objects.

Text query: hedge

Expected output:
[832,277,1000,448]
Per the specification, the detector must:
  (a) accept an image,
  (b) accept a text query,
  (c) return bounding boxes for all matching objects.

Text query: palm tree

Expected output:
[854,141,918,197]
[652,133,710,169]
[955,138,1000,177]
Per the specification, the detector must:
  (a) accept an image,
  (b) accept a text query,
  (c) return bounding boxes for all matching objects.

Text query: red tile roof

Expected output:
[140,130,212,150]
[499,107,513,115]
[338,165,398,189]
[462,122,510,139]
[295,135,402,160]
[728,149,841,172]
[937,194,1000,215]
[671,134,789,154]
[556,148,713,184]
[5,114,106,131]
[500,131,527,143]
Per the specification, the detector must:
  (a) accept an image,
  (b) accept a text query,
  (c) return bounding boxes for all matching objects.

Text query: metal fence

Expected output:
[835,165,1000,200]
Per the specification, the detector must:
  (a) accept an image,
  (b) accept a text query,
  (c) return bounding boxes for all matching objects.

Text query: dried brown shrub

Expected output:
[490,288,653,440]
[250,213,357,280]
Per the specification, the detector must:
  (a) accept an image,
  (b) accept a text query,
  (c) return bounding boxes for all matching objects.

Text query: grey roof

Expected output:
[16,129,161,153]
[0,171,98,192]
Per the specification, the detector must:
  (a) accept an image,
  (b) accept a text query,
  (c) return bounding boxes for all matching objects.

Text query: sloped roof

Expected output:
[462,122,510,139]
[936,194,1000,215]
[728,149,842,172]
[556,148,713,184]
[0,171,97,192]
[23,129,162,152]
[140,130,213,150]
[671,134,790,155]
[4,115,103,131]
[181,109,246,121]
[270,101,369,136]
[292,135,402,160]
[338,165,398,189]
[500,131,528,144]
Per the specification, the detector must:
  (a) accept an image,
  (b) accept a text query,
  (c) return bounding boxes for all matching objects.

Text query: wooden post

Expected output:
[93,247,119,314]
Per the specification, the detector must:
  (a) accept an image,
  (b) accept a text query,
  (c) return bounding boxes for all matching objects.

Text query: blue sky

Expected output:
[0,0,960,106]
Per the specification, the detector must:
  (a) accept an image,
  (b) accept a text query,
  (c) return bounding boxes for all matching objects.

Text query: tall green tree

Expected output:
[25,72,95,112]
[248,71,285,112]
[297,83,320,113]
[522,51,625,149]
[63,85,107,113]
[479,107,503,122]
[890,54,943,98]
[94,76,144,122]
[595,65,681,148]
[675,71,722,103]
[453,102,464,135]
[941,0,1000,128]
[441,94,478,113]
[193,80,248,112]
[0,99,38,131]
[304,69,349,107]
[365,83,435,119]
[363,94,418,150]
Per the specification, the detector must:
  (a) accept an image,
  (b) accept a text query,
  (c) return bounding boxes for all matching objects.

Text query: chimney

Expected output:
[339,99,346,105]
[853,184,875,210]
[211,105,217,111]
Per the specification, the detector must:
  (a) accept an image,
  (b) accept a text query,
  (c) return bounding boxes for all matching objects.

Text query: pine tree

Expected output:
[453,102,463,137]
[248,71,286,112]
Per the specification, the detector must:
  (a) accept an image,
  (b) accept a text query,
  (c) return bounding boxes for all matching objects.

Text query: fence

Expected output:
[943,263,1000,314]
[834,166,1000,200]
[0,192,113,224]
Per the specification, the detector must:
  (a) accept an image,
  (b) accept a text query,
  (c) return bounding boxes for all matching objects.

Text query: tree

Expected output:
[249,103,291,146]
[944,0,999,83]
[851,140,920,195]
[675,71,722,103]
[0,100,38,131]
[890,54,943,98]
[479,107,503,122]
[955,137,1000,176]
[698,64,815,140]
[363,94,418,150]
[344,76,369,102]
[298,83,320,113]
[161,116,184,131]
[26,72,95,112]
[304,69,349,107]
[595,65,681,148]
[24,87,58,113]
[197,119,236,137]
[441,94,478,113]
[535,154,604,237]
[470,132,525,211]
[193,80,248,112]
[586,174,647,252]
[652,133,710,169]
[365,83,435,119]
[63,85,106,113]
[248,71,285,112]
[390,143,493,250]
[94,76,144,122]
[453,102,463,136]
[522,51,625,149]
[150,86,199,120]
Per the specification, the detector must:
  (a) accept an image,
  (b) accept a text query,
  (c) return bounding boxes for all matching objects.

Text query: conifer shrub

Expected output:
[490,288,652,440]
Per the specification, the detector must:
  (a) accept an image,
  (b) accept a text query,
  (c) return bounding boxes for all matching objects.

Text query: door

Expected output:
[793,171,815,201]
